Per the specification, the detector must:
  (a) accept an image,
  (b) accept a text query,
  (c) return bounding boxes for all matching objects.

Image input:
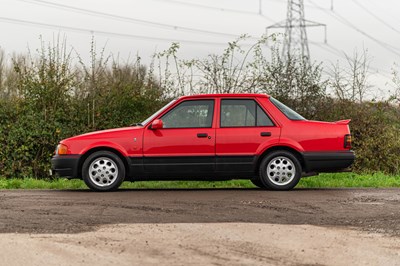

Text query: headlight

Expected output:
[56,143,68,155]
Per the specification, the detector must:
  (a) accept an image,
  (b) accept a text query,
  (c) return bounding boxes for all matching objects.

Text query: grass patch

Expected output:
[298,172,400,188]
[0,173,399,190]
[0,178,87,190]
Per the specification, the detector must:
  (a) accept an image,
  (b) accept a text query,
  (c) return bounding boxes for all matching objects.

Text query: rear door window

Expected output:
[220,99,274,127]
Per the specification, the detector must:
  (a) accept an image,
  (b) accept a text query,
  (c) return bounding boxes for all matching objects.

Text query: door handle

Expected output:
[197,133,208,138]
[260,132,272,137]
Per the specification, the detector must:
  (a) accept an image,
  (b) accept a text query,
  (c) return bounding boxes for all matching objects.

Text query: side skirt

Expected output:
[127,155,258,180]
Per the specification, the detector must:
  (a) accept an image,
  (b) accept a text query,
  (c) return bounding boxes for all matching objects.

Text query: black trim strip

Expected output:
[142,156,215,174]
[216,155,257,173]
[302,151,355,172]
[127,155,258,178]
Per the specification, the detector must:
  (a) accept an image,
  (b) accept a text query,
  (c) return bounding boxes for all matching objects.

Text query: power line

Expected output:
[309,41,342,57]
[151,0,275,22]
[154,0,257,14]
[152,0,258,15]
[307,0,400,55]
[307,0,400,58]
[309,41,392,78]
[364,0,400,25]
[350,0,400,35]
[16,0,257,40]
[0,16,243,46]
[332,11,400,54]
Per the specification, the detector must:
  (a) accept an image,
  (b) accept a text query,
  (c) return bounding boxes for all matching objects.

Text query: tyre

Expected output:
[82,151,125,192]
[250,178,267,189]
[259,150,302,191]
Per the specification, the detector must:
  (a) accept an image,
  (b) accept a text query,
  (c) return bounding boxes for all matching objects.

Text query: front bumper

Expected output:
[303,151,355,172]
[51,155,81,178]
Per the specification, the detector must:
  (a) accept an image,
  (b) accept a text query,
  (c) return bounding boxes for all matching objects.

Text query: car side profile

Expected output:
[51,94,355,191]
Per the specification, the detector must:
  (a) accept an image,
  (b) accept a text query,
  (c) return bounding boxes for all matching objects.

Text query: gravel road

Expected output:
[0,188,399,265]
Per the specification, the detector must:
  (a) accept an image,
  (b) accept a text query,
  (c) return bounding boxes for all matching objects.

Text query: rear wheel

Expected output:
[82,151,125,192]
[259,150,302,190]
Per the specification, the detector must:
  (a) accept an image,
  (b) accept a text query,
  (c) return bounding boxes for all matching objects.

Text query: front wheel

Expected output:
[82,151,125,192]
[259,151,302,190]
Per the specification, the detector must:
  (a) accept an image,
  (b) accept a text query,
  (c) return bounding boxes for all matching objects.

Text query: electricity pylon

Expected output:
[266,0,326,62]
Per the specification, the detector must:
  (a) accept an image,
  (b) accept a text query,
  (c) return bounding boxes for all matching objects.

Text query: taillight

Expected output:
[344,134,352,149]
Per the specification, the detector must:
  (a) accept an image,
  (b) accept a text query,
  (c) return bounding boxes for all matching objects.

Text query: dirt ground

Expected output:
[0,188,399,265]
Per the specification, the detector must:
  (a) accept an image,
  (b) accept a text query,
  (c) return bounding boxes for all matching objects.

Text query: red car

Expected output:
[51,94,354,191]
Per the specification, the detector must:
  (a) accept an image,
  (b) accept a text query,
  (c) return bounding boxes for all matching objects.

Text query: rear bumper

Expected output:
[51,155,81,178]
[303,151,355,172]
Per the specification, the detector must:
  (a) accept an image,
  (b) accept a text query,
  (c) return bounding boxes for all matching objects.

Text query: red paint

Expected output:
[58,94,352,158]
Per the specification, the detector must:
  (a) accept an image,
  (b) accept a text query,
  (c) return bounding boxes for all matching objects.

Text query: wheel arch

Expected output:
[77,146,130,179]
[256,145,305,173]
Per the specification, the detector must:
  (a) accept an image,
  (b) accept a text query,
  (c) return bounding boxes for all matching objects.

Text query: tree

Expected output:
[330,49,371,103]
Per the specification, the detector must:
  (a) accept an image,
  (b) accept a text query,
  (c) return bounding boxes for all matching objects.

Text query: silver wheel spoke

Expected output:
[266,156,296,186]
[89,157,119,187]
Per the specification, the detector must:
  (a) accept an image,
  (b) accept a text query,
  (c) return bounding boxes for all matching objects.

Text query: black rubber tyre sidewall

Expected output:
[259,150,302,191]
[250,178,267,189]
[82,151,125,192]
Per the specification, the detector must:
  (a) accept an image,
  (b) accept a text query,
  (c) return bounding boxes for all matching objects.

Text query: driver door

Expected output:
[143,99,216,176]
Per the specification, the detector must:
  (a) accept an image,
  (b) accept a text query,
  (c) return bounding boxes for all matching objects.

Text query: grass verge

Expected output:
[0,172,399,190]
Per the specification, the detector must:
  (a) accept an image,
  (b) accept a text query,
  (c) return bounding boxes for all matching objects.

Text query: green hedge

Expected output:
[0,40,399,179]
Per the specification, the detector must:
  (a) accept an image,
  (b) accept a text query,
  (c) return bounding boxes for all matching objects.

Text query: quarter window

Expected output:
[161,100,214,128]
[220,99,274,127]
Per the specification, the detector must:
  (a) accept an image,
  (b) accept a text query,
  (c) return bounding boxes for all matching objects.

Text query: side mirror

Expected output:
[151,119,163,130]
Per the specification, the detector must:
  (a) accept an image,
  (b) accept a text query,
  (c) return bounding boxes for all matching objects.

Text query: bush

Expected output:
[0,39,164,178]
[0,36,399,178]
[312,99,400,174]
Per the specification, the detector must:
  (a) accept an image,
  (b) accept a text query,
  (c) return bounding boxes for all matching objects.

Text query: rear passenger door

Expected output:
[216,98,281,174]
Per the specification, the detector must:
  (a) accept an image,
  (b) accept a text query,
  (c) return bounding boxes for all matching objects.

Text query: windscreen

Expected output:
[141,99,176,126]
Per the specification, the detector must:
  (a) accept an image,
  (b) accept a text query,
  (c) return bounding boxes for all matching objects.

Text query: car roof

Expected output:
[178,93,270,100]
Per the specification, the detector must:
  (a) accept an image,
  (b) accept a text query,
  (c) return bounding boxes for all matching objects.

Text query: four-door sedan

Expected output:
[51,93,355,191]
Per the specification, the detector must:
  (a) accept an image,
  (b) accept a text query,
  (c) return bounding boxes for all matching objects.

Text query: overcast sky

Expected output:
[0,0,399,98]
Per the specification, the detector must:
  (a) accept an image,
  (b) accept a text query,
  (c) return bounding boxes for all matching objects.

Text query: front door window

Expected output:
[161,100,214,128]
